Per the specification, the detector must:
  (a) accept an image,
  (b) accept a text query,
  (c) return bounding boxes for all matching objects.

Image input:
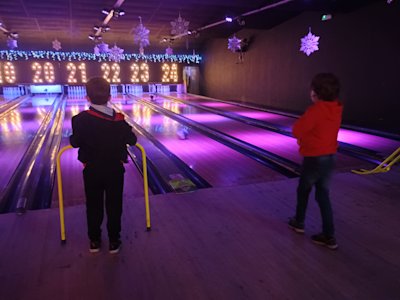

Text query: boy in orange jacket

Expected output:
[289,73,343,250]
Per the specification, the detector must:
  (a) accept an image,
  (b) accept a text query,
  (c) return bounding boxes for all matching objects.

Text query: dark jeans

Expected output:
[295,155,335,237]
[83,163,125,242]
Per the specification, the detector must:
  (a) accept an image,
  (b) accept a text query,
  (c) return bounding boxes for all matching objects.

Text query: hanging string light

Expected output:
[0,50,202,64]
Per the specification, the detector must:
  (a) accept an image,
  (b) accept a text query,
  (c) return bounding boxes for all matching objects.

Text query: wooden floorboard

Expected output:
[0,167,399,300]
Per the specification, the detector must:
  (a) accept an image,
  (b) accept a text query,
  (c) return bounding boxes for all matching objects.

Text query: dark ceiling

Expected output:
[0,0,379,53]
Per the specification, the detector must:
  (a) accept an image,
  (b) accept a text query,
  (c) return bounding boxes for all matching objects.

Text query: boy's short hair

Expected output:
[311,73,340,101]
[86,77,110,105]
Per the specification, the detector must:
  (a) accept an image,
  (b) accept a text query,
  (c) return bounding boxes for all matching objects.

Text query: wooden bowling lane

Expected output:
[168,93,400,157]
[113,97,287,187]
[144,94,374,172]
[0,95,58,200]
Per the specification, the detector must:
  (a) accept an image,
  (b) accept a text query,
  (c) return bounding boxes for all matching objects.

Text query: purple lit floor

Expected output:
[0,93,399,299]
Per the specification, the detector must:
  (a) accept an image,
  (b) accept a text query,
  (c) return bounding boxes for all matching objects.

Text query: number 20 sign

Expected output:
[0,61,181,84]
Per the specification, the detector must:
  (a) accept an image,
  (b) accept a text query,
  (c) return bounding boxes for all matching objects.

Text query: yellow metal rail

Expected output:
[135,143,151,231]
[56,143,151,243]
[56,145,73,243]
[352,147,400,175]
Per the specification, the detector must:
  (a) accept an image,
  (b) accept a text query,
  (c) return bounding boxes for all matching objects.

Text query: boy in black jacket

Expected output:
[70,77,137,254]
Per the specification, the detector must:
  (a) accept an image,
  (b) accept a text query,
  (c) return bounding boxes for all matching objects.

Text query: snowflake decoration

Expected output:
[165,46,173,55]
[133,17,150,55]
[52,39,62,51]
[228,35,241,53]
[109,44,124,62]
[170,13,190,36]
[97,42,110,54]
[7,37,18,49]
[300,28,320,56]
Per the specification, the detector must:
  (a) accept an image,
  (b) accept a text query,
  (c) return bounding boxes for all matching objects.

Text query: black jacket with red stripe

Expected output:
[70,106,137,165]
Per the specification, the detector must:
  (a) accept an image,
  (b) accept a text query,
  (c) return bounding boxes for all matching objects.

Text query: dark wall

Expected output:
[200,2,400,133]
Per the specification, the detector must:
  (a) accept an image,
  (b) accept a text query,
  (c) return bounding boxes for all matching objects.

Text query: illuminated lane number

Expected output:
[111,63,121,83]
[130,63,149,83]
[101,63,120,83]
[78,63,87,83]
[0,62,17,84]
[67,63,87,83]
[32,62,55,83]
[32,62,43,83]
[130,63,140,83]
[161,63,178,83]
[140,63,149,82]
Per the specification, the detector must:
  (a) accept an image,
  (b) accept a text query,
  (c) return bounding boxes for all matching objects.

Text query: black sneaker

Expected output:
[311,233,338,250]
[89,240,101,253]
[288,217,305,233]
[109,240,121,254]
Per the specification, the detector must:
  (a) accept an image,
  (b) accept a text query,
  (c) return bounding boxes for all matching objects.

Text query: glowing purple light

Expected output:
[189,113,228,123]
[202,102,232,108]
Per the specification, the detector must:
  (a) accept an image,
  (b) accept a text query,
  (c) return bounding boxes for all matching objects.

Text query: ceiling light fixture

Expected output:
[169,0,294,41]
[237,17,245,26]
[321,14,332,21]
[94,25,110,32]
[102,9,111,15]
[88,34,102,41]
[90,0,126,42]
[113,9,125,18]
[7,32,19,39]
[0,23,18,39]
[225,17,233,22]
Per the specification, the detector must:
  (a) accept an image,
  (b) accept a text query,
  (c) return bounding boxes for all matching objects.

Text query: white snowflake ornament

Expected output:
[170,13,190,36]
[7,37,18,49]
[165,46,173,55]
[97,42,110,54]
[109,44,124,62]
[300,28,320,56]
[228,35,241,53]
[52,39,62,51]
[133,17,150,54]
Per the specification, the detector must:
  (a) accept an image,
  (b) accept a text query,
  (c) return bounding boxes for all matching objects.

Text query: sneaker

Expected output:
[89,240,101,253]
[109,240,121,254]
[311,233,338,250]
[288,217,305,233]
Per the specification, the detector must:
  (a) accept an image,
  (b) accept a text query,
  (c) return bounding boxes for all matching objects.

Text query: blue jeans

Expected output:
[295,155,335,237]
